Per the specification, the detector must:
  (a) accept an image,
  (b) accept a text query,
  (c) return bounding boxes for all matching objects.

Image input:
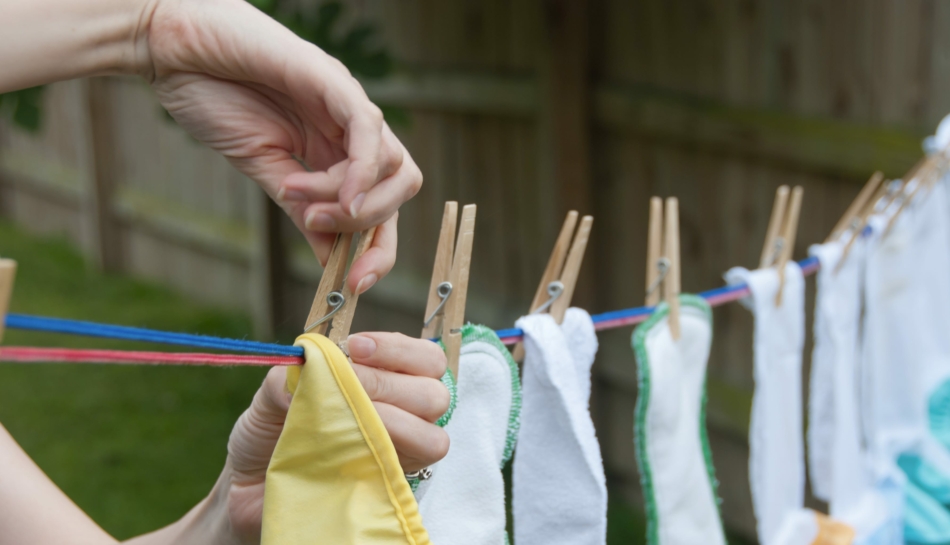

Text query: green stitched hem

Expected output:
[632,294,723,545]
[410,324,523,492]
[436,367,458,428]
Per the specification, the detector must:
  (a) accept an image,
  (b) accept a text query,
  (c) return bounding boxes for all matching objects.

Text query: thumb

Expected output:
[227,366,292,483]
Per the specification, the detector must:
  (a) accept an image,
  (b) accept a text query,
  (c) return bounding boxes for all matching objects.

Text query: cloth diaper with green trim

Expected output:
[632,295,726,545]
[413,324,521,545]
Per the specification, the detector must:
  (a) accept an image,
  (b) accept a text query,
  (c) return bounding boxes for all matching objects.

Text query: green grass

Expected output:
[0,221,268,538]
[0,220,747,543]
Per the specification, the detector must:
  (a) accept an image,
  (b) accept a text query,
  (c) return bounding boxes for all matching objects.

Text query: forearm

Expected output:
[0,423,117,545]
[0,0,154,93]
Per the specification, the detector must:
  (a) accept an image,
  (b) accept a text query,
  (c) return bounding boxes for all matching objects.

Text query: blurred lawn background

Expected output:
[0,221,659,542]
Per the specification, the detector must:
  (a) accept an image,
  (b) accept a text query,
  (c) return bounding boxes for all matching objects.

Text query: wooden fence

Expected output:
[2,0,946,537]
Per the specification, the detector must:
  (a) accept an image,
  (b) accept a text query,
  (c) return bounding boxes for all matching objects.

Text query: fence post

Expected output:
[537,0,595,305]
[77,77,120,272]
[248,187,282,339]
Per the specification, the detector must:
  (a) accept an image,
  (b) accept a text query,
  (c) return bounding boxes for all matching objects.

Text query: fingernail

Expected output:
[305,212,337,231]
[356,273,378,295]
[277,188,307,202]
[349,192,367,218]
[347,334,377,359]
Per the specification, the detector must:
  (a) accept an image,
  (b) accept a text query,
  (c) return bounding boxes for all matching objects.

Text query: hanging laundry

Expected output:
[262,333,431,545]
[724,262,805,545]
[808,237,904,543]
[513,307,606,545]
[413,324,522,545]
[861,183,950,545]
[631,295,726,545]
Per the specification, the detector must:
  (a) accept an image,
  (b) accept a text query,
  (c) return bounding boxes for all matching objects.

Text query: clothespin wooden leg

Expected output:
[664,198,681,340]
[0,259,16,344]
[327,227,377,344]
[836,178,890,273]
[549,215,593,323]
[421,202,459,340]
[761,186,790,269]
[512,211,579,362]
[775,186,803,307]
[645,197,664,307]
[442,205,476,378]
[826,172,883,243]
[303,233,354,335]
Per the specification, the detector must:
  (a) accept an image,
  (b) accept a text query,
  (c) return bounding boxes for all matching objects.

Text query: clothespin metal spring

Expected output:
[304,291,345,333]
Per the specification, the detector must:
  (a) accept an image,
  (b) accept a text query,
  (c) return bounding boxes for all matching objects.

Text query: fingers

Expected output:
[347,332,448,379]
[346,212,398,294]
[227,366,291,481]
[284,141,421,233]
[278,161,349,203]
[374,402,450,472]
[338,108,383,217]
[352,363,450,423]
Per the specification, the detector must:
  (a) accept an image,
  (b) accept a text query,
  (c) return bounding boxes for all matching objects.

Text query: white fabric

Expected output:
[513,308,606,545]
[633,299,726,545]
[415,336,516,545]
[861,191,950,473]
[808,238,904,544]
[922,112,950,154]
[808,239,868,513]
[770,510,818,545]
[912,180,950,400]
[724,263,805,545]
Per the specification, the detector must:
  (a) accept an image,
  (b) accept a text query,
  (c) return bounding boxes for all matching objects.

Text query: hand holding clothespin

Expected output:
[760,185,803,306]
[645,197,681,339]
[0,255,16,344]
[302,228,378,346]
[511,211,593,362]
[421,202,476,378]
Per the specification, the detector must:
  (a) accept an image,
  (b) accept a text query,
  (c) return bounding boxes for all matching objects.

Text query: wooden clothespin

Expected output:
[882,151,949,238]
[760,185,803,305]
[0,257,16,344]
[645,197,681,339]
[835,177,892,273]
[302,228,377,345]
[826,172,884,243]
[512,210,593,361]
[421,202,476,378]
[760,186,790,269]
[773,187,803,306]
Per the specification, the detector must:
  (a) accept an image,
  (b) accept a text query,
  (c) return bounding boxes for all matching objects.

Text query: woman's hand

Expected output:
[138,0,421,293]
[223,333,450,541]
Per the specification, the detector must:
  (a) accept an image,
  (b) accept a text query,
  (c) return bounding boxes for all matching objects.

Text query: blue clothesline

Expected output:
[3,256,821,356]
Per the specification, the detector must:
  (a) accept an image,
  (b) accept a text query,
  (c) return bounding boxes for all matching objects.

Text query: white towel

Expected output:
[631,295,726,545]
[724,263,805,545]
[414,324,522,545]
[513,307,607,545]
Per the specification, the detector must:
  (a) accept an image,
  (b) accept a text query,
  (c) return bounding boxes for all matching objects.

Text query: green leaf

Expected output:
[1,86,46,132]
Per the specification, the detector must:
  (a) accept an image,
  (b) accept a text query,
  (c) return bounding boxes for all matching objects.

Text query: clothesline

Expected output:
[0,256,821,365]
[0,347,301,366]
